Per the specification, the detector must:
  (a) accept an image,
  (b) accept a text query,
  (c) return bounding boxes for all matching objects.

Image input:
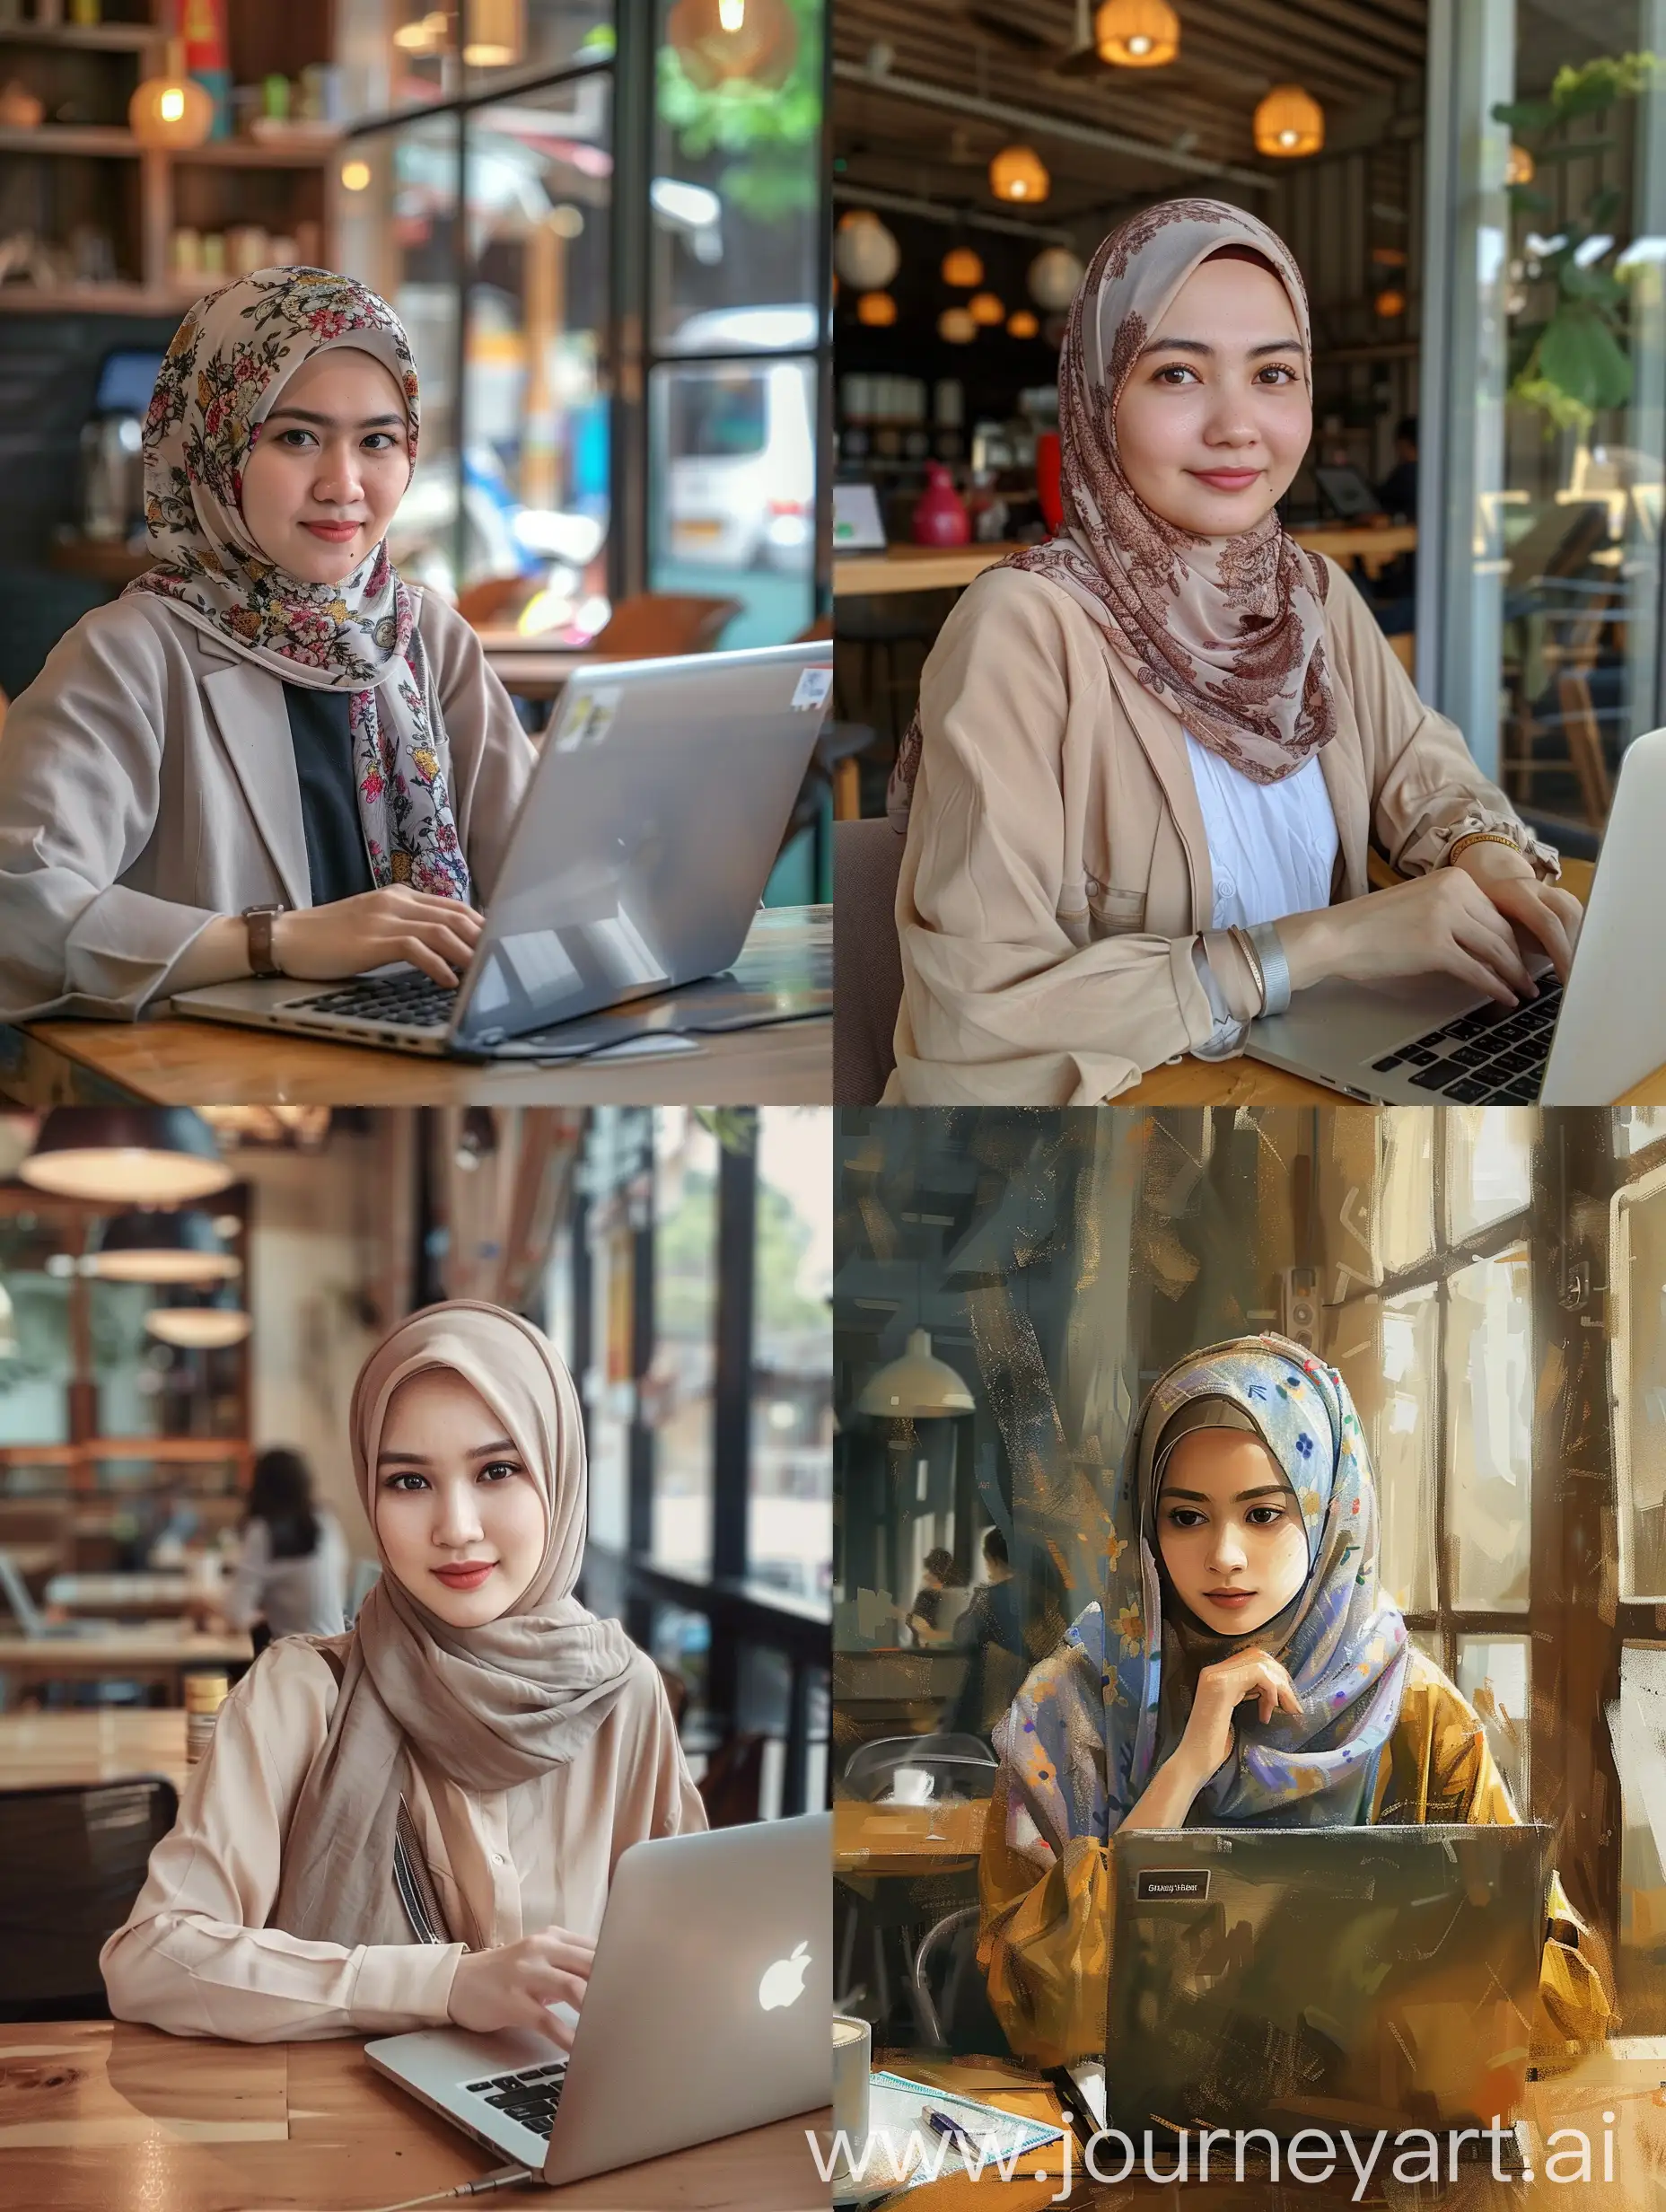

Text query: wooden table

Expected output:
[475,638,615,704]
[0,1627,250,1708]
[835,1798,987,1875]
[882,2043,1666,2208]
[0,2022,831,2212]
[43,1573,193,1617]
[832,544,1029,597]
[1291,521,1417,579]
[0,1707,189,1792]
[0,908,830,1108]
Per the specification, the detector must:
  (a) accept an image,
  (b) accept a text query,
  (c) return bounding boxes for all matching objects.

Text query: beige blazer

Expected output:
[100,1633,706,2042]
[887,557,1555,1105]
[0,588,536,1021]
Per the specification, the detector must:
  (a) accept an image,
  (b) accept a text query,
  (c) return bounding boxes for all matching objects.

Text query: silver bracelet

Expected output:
[1245,921,1293,1016]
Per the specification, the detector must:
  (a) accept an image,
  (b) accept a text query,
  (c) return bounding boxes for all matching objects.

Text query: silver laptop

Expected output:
[1107,1823,1549,2145]
[1245,723,1666,1106]
[365,1813,830,2189]
[171,643,831,1059]
[0,1552,116,1639]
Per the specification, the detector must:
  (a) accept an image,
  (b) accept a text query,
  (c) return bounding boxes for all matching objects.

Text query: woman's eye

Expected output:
[1246,1505,1285,1525]
[277,428,316,448]
[363,432,399,451]
[1153,364,1196,385]
[478,1461,521,1483]
[385,1471,427,1492]
[1165,1505,1206,1528]
[1257,364,1299,385]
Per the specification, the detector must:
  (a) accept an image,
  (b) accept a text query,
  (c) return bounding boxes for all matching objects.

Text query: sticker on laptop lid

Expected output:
[791,665,833,711]
[554,686,622,752]
[1135,1869,1210,1902]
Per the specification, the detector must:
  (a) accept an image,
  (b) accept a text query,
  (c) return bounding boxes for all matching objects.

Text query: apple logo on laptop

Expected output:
[757,1940,811,2011]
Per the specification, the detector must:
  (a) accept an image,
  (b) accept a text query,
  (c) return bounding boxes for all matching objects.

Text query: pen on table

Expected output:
[921,2104,986,2157]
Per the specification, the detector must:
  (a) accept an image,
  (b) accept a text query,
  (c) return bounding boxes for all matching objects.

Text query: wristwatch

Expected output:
[242,902,286,979]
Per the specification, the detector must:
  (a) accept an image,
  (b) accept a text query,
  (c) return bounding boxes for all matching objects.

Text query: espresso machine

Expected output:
[78,347,163,541]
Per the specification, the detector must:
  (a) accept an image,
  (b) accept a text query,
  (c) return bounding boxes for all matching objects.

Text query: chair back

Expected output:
[654,1662,689,1730]
[0,1778,178,2019]
[841,1732,999,1804]
[454,574,540,630]
[697,1729,768,1827]
[591,592,741,659]
[833,818,904,1104]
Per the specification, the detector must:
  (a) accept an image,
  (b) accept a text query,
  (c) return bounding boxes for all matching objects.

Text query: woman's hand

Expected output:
[1177,1648,1302,1782]
[272,889,484,989]
[447,1925,597,2048]
[1276,866,1551,1009]
[1449,839,1583,983]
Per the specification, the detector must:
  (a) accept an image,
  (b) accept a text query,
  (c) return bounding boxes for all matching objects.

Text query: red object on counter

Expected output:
[911,462,971,547]
[1036,431,1063,532]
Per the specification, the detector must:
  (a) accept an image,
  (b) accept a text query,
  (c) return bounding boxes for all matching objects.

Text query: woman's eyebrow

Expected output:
[378,1446,431,1467]
[1161,1482,1290,1502]
[1139,336,1302,360]
[266,405,405,428]
[469,1437,518,1459]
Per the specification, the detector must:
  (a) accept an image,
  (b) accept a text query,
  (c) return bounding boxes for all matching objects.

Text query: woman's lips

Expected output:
[432,1561,495,1589]
[1190,469,1261,491]
[1204,1589,1257,1608]
[303,519,363,540]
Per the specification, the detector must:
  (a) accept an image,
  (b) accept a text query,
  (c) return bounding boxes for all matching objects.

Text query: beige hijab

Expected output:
[269,1301,641,1948]
[890,197,1336,821]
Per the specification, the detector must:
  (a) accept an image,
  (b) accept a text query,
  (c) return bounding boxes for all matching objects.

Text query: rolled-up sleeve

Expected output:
[99,1640,464,2041]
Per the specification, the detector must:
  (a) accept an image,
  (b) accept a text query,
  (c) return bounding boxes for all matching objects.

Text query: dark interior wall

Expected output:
[0,309,178,698]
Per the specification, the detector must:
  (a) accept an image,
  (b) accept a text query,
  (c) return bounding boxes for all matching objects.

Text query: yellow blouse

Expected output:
[978,1651,1613,2068]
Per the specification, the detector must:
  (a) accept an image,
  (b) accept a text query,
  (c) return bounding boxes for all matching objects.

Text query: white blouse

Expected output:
[1187,733,1340,1055]
[223,1508,350,1640]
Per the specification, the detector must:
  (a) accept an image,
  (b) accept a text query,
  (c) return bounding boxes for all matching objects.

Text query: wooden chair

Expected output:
[590,592,741,659]
[0,1778,178,2019]
[697,1729,769,1827]
[654,1661,689,1731]
[454,574,542,631]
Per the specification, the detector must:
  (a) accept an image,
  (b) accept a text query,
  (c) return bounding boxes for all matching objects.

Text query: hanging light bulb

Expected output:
[463,0,525,66]
[667,0,798,89]
[129,38,213,150]
[89,1209,241,1286]
[941,245,984,288]
[21,1109,232,1206]
[969,291,1005,327]
[937,306,977,344]
[1253,84,1324,158]
[145,1304,252,1349]
[1007,308,1039,338]
[1094,0,1179,66]
[856,1330,974,1418]
[1506,142,1535,186]
[857,291,898,327]
[989,145,1050,205]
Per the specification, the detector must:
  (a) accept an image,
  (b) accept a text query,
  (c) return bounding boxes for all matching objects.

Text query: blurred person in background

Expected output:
[223,1446,350,1650]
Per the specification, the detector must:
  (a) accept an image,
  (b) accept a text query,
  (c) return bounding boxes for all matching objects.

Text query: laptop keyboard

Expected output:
[1366,979,1562,1103]
[291,972,458,1031]
[465,2062,567,2138]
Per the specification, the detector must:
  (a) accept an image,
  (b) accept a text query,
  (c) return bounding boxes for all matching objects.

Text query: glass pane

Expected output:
[335,118,464,598]
[652,0,825,354]
[750,1109,833,1602]
[1437,0,1666,830]
[1455,1633,1531,1813]
[584,1213,633,1553]
[1326,1281,1438,1612]
[1617,1644,1666,2032]
[1444,1107,1534,1242]
[1447,1243,1534,1609]
[464,0,616,87]
[1316,1110,1434,1295]
[651,1110,717,1575]
[649,356,816,642]
[91,1279,167,1439]
[1613,1164,1666,1597]
[0,1271,70,1449]
[1618,1109,1666,1156]
[460,80,613,610]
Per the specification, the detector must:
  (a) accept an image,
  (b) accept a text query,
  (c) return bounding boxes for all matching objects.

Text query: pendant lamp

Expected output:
[89,1209,241,1286]
[1094,0,1179,67]
[21,1110,232,1206]
[667,0,799,91]
[145,1289,252,1349]
[463,0,525,66]
[1253,83,1324,158]
[856,1330,974,1418]
[942,245,984,288]
[989,145,1049,205]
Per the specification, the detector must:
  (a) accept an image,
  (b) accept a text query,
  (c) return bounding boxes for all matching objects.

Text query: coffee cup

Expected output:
[888,1764,933,1805]
[831,2014,871,2186]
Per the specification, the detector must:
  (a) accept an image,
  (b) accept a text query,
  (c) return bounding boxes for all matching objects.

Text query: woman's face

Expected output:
[1154,1426,1310,1637]
[240,346,412,585]
[373,1368,548,1628]
[1113,254,1311,537]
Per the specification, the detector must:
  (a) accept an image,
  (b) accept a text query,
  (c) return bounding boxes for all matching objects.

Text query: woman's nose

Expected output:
[433,1481,484,1546]
[1209,1522,1249,1574]
[313,443,364,505]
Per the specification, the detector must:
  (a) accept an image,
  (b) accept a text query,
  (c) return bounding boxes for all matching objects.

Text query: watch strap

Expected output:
[242,903,284,979]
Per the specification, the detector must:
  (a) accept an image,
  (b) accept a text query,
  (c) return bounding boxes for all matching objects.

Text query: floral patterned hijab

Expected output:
[993,1334,1409,1856]
[125,266,471,900]
[890,199,1336,826]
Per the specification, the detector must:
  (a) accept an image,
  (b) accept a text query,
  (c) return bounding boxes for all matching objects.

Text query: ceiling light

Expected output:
[89,1209,241,1286]
[21,1110,232,1206]
[856,1329,974,1418]
[989,145,1049,205]
[145,1305,252,1349]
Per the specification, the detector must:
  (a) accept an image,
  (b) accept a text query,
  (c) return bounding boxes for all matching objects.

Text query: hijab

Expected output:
[890,198,1337,826]
[269,1301,643,1948]
[993,1334,1409,1851]
[125,266,472,900]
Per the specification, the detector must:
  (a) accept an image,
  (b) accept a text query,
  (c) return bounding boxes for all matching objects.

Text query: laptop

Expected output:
[0,1552,117,1639]
[1106,1823,1549,2146]
[171,643,832,1059]
[1245,724,1666,1105]
[365,1813,830,2189]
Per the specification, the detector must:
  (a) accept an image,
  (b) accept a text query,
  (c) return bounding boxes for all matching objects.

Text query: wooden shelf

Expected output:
[0,284,180,314]
[0,121,140,155]
[172,136,338,167]
[0,21,161,49]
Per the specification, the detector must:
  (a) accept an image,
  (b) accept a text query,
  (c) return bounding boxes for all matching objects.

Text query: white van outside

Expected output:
[660,305,818,573]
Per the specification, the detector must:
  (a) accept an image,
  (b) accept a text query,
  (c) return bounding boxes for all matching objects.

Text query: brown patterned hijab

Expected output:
[890,198,1336,821]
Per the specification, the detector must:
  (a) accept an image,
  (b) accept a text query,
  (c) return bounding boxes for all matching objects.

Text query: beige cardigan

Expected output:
[100,1633,706,2042]
[887,557,1553,1105]
[0,587,535,1021]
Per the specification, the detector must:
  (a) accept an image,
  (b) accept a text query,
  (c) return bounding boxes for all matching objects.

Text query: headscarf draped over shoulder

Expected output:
[890,199,1335,825]
[993,1333,1408,1855]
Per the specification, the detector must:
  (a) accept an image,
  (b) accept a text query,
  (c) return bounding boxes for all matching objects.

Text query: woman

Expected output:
[0,266,534,1021]
[978,1335,1611,2067]
[906,1547,958,1647]
[223,1447,349,1645]
[101,1302,703,2042]
[886,201,1583,1104]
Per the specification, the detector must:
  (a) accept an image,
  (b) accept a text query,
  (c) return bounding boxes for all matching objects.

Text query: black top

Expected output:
[282,683,376,905]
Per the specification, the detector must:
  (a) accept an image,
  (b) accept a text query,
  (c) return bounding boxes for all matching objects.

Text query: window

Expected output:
[651,1110,719,1574]
[1610,1150,1666,1599]
[750,1109,833,1602]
